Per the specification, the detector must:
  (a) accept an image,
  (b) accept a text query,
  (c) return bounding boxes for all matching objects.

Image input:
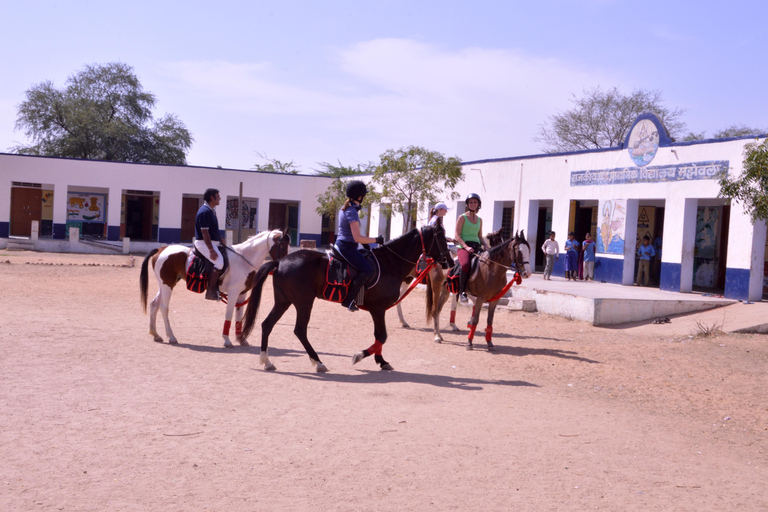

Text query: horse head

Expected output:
[268,230,291,261]
[424,224,454,268]
[513,230,532,278]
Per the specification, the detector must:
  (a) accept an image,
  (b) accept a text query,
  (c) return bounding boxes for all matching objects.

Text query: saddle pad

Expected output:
[322,256,351,303]
[185,253,208,294]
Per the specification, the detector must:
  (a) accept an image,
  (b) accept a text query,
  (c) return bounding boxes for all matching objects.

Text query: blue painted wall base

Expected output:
[724,267,750,300]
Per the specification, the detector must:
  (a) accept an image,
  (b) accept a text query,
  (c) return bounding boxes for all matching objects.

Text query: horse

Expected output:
[238,225,453,372]
[395,229,505,332]
[426,230,532,350]
[139,230,290,347]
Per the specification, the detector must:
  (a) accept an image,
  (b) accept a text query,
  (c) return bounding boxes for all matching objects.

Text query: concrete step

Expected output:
[79,238,123,253]
[6,240,35,251]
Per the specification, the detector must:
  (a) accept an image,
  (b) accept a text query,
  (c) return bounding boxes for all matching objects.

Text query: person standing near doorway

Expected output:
[541,231,559,280]
[564,232,580,281]
[194,188,224,301]
[636,235,656,286]
[582,232,596,281]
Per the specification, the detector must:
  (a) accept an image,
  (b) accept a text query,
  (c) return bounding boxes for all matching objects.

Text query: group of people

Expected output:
[193,182,661,312]
[541,231,597,282]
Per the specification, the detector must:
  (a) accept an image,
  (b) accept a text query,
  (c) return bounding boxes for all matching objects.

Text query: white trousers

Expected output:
[193,239,224,270]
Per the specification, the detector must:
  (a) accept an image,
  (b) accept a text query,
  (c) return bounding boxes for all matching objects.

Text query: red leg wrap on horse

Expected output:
[235,321,243,336]
[223,320,232,336]
[485,326,493,342]
[450,310,456,323]
[366,340,383,356]
[468,324,477,342]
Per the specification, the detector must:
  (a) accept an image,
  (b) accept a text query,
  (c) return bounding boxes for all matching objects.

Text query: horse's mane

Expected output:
[486,238,514,261]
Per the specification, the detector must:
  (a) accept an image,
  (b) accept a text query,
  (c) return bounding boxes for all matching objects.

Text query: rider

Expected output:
[336,180,384,312]
[454,193,489,305]
[194,188,224,301]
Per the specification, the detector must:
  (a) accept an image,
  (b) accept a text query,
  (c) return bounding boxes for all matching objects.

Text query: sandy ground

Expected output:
[1,250,767,512]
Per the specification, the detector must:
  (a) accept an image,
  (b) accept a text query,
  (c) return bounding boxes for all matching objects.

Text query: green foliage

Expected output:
[536,87,686,152]
[718,139,768,223]
[713,124,767,139]
[13,62,193,164]
[372,146,463,233]
[252,152,301,174]
[315,162,379,220]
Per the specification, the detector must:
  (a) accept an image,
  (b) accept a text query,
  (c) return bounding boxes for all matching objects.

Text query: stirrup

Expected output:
[345,301,359,312]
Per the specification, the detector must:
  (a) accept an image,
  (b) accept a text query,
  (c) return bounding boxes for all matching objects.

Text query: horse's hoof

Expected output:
[316,364,329,373]
[223,340,234,348]
[264,363,277,371]
[434,337,442,344]
[466,344,473,351]
[238,340,250,347]
[380,363,394,371]
[168,339,178,345]
[401,323,411,329]
[352,352,366,365]
[487,343,496,352]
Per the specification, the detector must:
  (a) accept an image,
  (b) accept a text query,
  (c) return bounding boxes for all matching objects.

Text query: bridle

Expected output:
[381,226,450,267]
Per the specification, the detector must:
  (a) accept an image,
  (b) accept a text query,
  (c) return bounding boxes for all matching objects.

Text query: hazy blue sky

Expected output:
[1,0,765,172]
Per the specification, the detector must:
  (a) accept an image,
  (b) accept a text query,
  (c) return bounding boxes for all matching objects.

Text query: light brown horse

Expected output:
[395,229,505,337]
[426,230,532,350]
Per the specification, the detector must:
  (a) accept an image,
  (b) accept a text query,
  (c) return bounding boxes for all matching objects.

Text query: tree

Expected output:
[536,87,686,153]
[315,161,378,221]
[718,138,768,223]
[682,124,766,141]
[372,146,463,234]
[13,62,193,164]
[252,152,301,174]
[713,124,767,139]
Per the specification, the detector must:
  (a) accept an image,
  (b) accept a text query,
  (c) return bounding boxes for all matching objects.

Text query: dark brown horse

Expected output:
[238,225,453,372]
[426,231,532,349]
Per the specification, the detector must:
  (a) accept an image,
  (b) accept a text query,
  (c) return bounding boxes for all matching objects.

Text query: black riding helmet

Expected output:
[346,180,368,202]
[465,193,482,212]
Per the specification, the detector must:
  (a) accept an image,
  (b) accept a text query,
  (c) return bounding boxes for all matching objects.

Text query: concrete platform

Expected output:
[508,273,751,327]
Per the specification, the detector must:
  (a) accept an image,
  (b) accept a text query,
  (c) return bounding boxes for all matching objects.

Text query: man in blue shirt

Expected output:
[193,188,224,301]
[635,235,656,286]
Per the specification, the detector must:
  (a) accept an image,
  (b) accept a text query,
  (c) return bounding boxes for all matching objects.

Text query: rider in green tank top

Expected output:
[454,193,489,305]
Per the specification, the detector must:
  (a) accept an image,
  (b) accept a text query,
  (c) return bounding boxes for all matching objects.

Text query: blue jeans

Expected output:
[336,240,373,279]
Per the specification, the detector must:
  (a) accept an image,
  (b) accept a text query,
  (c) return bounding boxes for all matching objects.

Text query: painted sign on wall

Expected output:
[596,199,626,254]
[67,193,105,222]
[570,160,729,187]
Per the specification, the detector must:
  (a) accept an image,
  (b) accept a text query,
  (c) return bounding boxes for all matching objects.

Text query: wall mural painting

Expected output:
[596,199,626,254]
[67,193,105,222]
[226,198,258,230]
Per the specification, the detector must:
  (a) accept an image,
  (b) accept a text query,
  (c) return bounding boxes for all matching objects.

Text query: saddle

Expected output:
[445,250,484,294]
[185,246,230,293]
[322,245,380,303]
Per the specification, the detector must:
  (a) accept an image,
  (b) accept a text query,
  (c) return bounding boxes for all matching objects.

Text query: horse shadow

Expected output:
[257,367,540,391]
[170,343,350,361]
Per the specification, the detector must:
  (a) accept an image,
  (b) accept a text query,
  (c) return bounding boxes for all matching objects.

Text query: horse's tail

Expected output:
[140,248,160,313]
[239,259,280,342]
[425,271,435,323]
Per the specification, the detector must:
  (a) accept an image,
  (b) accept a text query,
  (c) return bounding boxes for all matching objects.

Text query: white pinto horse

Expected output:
[140,230,289,347]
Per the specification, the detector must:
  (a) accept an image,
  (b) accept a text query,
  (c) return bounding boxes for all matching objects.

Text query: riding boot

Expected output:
[341,274,368,312]
[206,266,222,301]
[459,268,469,305]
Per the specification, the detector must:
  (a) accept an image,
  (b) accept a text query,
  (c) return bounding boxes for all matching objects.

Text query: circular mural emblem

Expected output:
[627,119,660,166]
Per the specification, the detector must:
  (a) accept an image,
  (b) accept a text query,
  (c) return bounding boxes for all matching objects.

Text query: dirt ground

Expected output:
[1,250,767,511]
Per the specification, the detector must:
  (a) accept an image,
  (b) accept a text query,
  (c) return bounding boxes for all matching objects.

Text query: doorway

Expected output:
[125,195,154,241]
[10,186,42,237]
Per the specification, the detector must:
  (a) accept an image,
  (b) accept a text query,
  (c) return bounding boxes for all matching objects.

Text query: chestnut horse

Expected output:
[395,229,506,332]
[140,230,289,347]
[238,225,453,372]
[426,231,532,349]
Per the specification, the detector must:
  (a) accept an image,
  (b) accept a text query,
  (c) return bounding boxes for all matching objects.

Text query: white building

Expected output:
[2,114,766,301]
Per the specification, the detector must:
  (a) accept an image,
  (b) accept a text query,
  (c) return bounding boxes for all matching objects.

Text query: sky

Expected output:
[1,0,766,173]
